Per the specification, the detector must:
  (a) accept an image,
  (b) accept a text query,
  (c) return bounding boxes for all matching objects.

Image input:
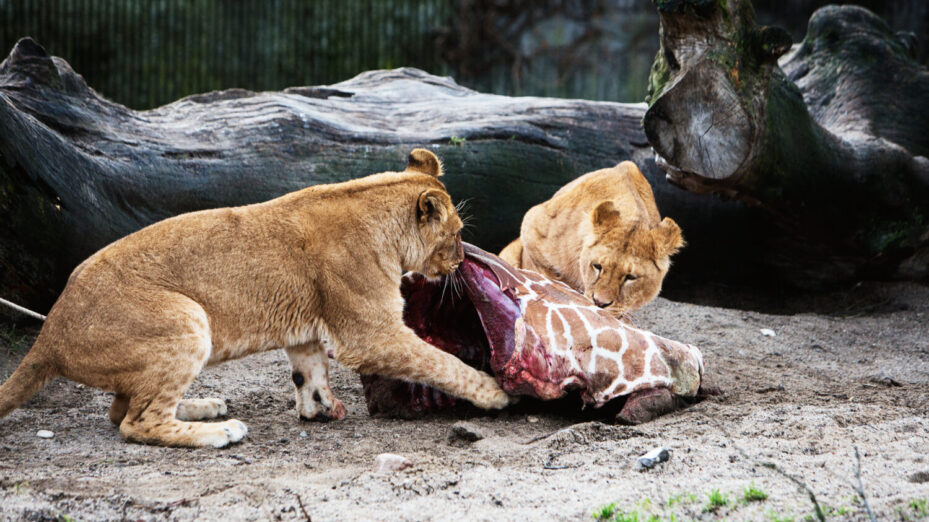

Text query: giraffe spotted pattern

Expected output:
[462,245,704,407]
[362,243,704,418]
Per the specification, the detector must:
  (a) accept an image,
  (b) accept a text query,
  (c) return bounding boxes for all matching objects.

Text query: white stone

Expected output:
[760,328,776,338]
[36,430,54,439]
[375,453,411,473]
[635,446,671,471]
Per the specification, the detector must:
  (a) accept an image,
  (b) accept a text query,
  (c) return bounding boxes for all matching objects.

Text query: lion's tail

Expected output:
[0,344,54,419]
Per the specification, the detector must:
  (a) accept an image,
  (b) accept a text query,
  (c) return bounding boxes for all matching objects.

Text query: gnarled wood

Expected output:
[645,2,929,283]
[3,37,754,312]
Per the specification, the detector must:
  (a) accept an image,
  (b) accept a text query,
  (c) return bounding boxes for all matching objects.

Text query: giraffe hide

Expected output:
[361,243,705,419]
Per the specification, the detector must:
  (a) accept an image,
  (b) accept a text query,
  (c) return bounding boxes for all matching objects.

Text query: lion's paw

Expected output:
[202,419,248,448]
[472,373,512,410]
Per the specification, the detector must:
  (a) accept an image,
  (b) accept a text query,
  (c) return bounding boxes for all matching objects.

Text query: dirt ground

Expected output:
[0,281,927,521]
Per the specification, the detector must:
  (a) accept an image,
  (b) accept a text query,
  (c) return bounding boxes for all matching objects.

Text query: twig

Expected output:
[700,413,826,522]
[853,447,877,522]
[295,493,312,522]
[820,447,878,522]
[756,461,826,522]
[522,427,569,444]
[0,297,46,321]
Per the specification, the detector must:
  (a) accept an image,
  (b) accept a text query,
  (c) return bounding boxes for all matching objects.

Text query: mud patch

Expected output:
[0,281,927,520]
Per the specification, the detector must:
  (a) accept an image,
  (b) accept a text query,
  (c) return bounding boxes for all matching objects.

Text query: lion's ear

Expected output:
[417,189,448,223]
[655,217,685,257]
[591,201,621,230]
[405,148,443,177]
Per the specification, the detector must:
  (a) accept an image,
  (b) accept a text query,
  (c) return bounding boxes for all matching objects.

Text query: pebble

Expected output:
[375,453,412,473]
[635,447,671,471]
[36,430,54,439]
[868,372,902,387]
[449,421,485,443]
[527,416,540,424]
[299,431,308,438]
[760,328,776,337]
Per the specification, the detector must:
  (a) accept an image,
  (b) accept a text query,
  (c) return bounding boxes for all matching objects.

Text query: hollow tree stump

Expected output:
[645,1,929,284]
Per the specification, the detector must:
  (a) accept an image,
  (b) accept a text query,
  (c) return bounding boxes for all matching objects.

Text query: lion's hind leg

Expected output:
[113,293,246,448]
[117,351,245,448]
[120,395,246,448]
[112,395,228,426]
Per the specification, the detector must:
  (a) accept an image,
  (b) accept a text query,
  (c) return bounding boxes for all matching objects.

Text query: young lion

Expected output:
[499,161,684,316]
[0,149,510,448]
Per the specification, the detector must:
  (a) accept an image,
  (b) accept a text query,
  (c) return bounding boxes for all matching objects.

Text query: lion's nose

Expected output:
[593,298,613,308]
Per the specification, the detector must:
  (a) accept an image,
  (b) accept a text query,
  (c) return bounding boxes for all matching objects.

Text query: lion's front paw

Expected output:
[472,373,512,410]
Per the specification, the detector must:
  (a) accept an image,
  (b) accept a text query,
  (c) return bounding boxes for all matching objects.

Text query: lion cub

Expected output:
[0,149,511,448]
[499,161,683,316]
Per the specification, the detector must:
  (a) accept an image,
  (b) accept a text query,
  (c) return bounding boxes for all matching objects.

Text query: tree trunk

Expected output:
[2,37,757,312]
[645,1,929,284]
[3,2,928,315]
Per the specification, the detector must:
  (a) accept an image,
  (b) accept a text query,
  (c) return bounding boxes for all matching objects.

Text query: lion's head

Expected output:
[404,149,464,280]
[579,201,684,315]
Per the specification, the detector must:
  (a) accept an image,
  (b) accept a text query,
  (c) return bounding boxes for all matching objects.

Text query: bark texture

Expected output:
[3,37,752,311]
[3,1,928,313]
[645,1,929,283]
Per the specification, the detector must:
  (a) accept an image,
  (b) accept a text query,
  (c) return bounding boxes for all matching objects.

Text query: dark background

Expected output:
[1,0,925,110]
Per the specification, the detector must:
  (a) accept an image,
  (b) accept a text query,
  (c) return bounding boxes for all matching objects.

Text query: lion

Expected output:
[0,149,511,448]
[499,161,684,316]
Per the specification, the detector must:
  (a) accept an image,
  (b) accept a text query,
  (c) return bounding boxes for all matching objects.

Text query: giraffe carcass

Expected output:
[362,243,706,423]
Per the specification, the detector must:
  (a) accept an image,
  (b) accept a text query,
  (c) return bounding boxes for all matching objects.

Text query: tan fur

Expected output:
[0,149,510,448]
[499,161,684,316]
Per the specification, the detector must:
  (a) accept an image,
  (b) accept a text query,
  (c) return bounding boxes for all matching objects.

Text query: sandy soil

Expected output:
[0,281,927,521]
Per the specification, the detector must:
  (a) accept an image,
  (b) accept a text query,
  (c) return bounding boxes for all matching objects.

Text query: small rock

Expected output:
[757,384,785,393]
[35,430,54,439]
[760,328,776,338]
[375,453,411,473]
[635,447,671,471]
[527,416,540,423]
[449,422,485,443]
[299,431,308,438]
[868,372,902,387]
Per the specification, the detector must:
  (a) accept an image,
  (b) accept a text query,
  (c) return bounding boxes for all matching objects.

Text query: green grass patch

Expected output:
[910,498,929,518]
[766,511,795,522]
[593,502,619,520]
[666,492,698,507]
[703,488,730,513]
[743,483,769,503]
[591,503,648,522]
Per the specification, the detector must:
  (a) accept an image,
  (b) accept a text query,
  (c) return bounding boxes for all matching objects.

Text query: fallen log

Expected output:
[3,0,928,313]
[645,1,929,284]
[0,37,757,312]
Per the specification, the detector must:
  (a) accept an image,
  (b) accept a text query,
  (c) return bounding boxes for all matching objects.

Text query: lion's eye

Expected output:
[626,274,638,282]
[592,263,602,272]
